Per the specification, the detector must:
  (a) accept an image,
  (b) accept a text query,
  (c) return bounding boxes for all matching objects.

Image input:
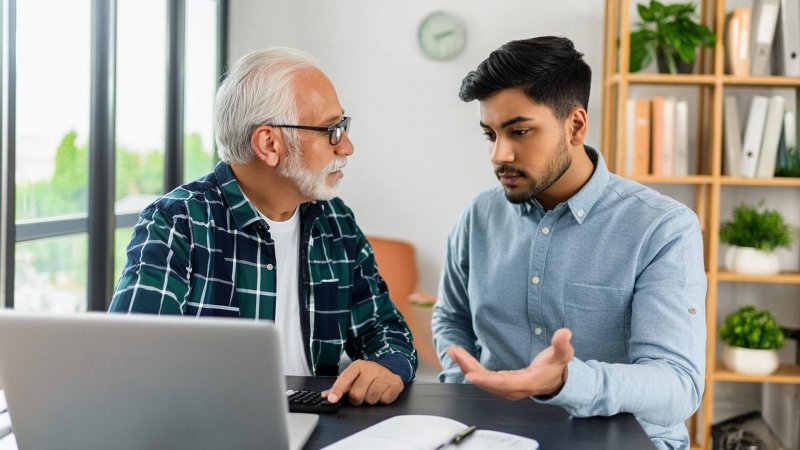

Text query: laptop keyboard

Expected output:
[286,390,340,414]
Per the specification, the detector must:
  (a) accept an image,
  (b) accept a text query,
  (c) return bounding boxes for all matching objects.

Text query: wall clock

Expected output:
[417,11,466,60]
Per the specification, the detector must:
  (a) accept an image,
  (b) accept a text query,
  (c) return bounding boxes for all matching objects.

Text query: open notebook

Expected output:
[323,415,539,450]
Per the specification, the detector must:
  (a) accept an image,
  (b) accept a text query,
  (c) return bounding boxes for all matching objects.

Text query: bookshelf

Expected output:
[601,1,800,449]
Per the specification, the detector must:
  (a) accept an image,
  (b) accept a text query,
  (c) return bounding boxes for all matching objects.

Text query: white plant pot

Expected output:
[721,345,779,376]
[723,245,780,275]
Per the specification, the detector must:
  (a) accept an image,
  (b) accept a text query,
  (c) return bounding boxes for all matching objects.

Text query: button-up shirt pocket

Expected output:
[564,283,629,363]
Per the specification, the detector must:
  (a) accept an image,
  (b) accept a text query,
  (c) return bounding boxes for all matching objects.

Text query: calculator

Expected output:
[286,389,340,414]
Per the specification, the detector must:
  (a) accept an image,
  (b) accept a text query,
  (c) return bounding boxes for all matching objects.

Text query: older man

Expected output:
[111,48,417,405]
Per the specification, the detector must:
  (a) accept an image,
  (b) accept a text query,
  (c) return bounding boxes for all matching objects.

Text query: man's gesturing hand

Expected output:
[448,328,574,400]
[321,359,404,405]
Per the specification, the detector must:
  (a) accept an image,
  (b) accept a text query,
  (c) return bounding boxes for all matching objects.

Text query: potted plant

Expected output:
[720,305,785,375]
[629,0,716,74]
[720,202,792,275]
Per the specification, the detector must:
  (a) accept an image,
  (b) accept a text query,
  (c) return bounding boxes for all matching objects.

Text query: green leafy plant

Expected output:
[629,0,716,73]
[720,305,785,350]
[719,202,793,252]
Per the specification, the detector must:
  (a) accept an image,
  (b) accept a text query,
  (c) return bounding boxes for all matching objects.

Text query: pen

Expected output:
[433,425,477,449]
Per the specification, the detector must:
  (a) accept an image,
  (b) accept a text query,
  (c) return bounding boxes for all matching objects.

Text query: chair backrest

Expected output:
[367,236,441,370]
[368,236,417,321]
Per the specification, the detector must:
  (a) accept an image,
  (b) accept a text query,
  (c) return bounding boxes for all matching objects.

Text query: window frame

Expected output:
[0,0,228,310]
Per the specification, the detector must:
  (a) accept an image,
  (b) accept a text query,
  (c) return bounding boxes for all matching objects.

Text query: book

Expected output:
[750,0,780,76]
[756,95,786,177]
[772,0,800,76]
[723,96,743,177]
[741,95,770,177]
[626,98,650,177]
[625,99,636,176]
[322,415,539,450]
[674,99,689,176]
[651,96,665,176]
[726,8,752,76]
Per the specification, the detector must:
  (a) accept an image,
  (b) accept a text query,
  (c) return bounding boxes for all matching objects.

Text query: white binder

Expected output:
[741,95,770,177]
[772,0,800,76]
[750,0,781,76]
[723,96,743,177]
[756,95,786,177]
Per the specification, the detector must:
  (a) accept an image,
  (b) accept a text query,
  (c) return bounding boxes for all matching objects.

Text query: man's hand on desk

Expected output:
[448,328,574,400]
[322,359,404,405]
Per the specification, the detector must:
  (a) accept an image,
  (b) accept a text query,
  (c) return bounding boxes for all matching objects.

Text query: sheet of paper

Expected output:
[322,415,539,450]
[323,415,466,450]
[453,430,539,450]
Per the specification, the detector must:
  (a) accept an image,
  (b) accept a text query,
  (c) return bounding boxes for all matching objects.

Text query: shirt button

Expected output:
[266,264,274,270]
[534,327,543,336]
[577,209,585,218]
[542,227,550,235]
[531,276,540,285]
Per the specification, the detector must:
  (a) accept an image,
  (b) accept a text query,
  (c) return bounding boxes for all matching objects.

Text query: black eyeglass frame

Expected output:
[269,116,351,145]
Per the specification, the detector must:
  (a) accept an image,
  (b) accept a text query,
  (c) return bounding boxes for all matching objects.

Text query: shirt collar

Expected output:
[516,145,608,224]
[214,161,324,231]
[566,145,608,225]
[215,161,263,230]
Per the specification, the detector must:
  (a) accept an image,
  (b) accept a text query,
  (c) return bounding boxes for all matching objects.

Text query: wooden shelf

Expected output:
[629,175,714,185]
[720,176,800,186]
[723,75,800,87]
[601,1,800,448]
[717,271,800,284]
[610,73,717,85]
[714,361,800,384]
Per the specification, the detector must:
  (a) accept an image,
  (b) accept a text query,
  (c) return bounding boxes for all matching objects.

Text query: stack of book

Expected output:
[624,96,690,177]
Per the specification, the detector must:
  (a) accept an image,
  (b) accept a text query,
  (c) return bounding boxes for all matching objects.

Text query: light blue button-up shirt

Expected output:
[433,147,706,450]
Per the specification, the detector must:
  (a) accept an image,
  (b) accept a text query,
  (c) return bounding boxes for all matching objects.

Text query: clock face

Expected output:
[417,11,466,60]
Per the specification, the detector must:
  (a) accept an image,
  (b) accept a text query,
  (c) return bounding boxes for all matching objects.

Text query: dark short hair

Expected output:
[459,36,591,120]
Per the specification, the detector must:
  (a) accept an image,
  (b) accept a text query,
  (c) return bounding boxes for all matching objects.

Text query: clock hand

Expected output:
[434,29,455,40]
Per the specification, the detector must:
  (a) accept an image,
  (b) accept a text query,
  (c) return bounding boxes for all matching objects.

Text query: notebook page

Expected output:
[322,415,467,450]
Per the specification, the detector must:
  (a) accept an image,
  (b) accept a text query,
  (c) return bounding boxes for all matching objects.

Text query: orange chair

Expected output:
[367,236,441,370]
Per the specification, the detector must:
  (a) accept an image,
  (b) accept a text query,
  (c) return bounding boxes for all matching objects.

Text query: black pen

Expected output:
[434,425,477,449]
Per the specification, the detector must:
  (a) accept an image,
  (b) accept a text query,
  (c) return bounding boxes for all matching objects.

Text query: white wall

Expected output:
[229,0,605,293]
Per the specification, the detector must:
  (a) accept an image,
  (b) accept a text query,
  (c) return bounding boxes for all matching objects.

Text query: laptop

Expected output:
[0,312,318,450]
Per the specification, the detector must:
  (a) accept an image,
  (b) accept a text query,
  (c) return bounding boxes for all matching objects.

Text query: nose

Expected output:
[490,138,514,166]
[334,131,354,157]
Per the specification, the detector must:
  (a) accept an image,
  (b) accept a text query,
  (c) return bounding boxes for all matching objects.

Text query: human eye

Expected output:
[511,128,530,136]
[482,130,496,141]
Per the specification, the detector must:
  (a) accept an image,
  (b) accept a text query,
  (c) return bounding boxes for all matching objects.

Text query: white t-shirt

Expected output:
[262,207,312,376]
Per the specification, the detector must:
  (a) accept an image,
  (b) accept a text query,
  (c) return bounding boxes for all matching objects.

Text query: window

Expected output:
[15,0,90,221]
[1,0,227,311]
[184,0,220,182]
[116,0,167,215]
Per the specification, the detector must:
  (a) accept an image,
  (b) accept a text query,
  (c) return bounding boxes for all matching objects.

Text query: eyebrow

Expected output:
[480,116,535,129]
[322,109,346,124]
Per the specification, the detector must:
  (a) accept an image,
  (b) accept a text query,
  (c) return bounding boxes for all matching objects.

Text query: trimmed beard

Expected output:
[278,143,346,201]
[497,138,572,204]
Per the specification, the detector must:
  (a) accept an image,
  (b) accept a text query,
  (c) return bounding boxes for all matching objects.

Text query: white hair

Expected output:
[213,47,319,164]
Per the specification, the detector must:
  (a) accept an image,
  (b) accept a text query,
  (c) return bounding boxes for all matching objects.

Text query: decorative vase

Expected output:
[722,345,779,376]
[725,245,780,275]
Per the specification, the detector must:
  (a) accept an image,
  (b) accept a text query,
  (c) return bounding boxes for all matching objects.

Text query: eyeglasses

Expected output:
[269,116,351,146]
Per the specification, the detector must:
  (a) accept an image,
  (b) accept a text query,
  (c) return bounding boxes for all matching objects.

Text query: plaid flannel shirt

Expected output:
[110,162,418,382]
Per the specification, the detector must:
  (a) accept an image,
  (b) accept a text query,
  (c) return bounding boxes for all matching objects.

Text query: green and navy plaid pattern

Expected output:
[110,162,417,382]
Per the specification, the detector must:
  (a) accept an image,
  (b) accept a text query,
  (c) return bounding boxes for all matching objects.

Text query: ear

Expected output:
[565,107,588,146]
[250,125,283,167]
